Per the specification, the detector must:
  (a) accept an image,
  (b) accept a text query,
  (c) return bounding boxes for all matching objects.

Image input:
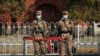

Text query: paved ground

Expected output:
[0,54,99,56]
[0,35,100,55]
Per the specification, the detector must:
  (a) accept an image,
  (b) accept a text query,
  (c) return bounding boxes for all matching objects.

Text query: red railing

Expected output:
[23,36,64,55]
[24,36,64,41]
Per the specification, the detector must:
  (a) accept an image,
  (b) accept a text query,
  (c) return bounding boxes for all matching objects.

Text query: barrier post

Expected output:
[77,24,80,49]
[23,37,26,56]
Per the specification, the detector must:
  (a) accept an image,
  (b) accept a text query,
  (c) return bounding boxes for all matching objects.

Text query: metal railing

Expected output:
[0,22,100,55]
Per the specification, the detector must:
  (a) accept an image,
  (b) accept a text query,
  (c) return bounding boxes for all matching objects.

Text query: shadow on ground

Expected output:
[0,53,99,56]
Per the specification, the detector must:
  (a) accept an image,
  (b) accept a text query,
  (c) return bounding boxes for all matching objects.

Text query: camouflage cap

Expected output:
[36,10,42,15]
[63,11,69,15]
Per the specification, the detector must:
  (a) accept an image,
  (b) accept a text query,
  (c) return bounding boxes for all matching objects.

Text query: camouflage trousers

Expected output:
[59,33,73,56]
[34,41,45,56]
[33,34,46,56]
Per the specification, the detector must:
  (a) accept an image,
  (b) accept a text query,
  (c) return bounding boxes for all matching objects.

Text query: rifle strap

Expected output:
[63,20,70,31]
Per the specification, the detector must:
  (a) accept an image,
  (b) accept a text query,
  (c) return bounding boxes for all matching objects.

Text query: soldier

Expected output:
[57,11,74,56]
[31,10,48,56]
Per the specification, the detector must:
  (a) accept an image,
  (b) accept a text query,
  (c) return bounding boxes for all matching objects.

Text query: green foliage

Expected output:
[0,0,26,20]
[66,0,100,22]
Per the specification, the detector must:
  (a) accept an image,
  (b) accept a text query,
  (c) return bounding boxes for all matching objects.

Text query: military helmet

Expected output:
[63,11,69,15]
[36,10,42,15]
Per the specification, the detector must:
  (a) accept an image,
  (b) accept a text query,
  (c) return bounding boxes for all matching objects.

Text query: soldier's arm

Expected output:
[56,22,61,35]
[56,21,62,36]
[43,21,49,37]
[31,20,37,30]
[70,21,75,31]
[57,21,61,29]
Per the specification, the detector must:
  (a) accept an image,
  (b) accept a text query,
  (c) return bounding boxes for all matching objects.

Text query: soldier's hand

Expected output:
[44,33,49,38]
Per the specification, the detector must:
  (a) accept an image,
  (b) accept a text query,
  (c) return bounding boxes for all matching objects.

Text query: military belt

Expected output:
[35,31,42,34]
[61,31,69,33]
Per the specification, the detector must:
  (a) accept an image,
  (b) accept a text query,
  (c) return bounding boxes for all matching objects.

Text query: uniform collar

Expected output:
[36,19,42,22]
[62,18,69,21]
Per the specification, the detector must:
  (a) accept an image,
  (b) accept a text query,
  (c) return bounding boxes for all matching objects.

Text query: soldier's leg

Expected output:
[40,41,46,56]
[34,41,40,56]
[59,41,65,56]
[67,36,73,56]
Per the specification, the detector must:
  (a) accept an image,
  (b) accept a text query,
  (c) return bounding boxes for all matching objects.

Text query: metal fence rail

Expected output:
[0,22,100,55]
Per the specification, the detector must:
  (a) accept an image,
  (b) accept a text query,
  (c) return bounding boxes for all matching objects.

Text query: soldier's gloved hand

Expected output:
[39,27,43,33]
[44,33,49,38]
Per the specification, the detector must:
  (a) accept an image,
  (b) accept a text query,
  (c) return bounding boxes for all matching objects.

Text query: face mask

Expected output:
[36,15,41,19]
[63,15,68,19]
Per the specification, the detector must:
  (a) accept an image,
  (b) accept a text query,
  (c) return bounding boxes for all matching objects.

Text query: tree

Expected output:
[0,0,26,35]
[0,0,26,22]
[66,0,100,22]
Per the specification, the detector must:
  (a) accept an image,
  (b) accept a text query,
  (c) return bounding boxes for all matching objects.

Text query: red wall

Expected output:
[0,0,67,23]
[24,0,67,22]
[25,0,67,11]
[25,0,35,10]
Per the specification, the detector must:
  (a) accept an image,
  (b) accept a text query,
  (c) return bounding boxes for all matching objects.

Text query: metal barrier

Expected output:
[23,36,63,56]
[0,22,100,55]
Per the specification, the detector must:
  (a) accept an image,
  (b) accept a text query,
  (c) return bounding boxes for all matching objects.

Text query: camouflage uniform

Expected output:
[31,10,48,56]
[57,11,74,56]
